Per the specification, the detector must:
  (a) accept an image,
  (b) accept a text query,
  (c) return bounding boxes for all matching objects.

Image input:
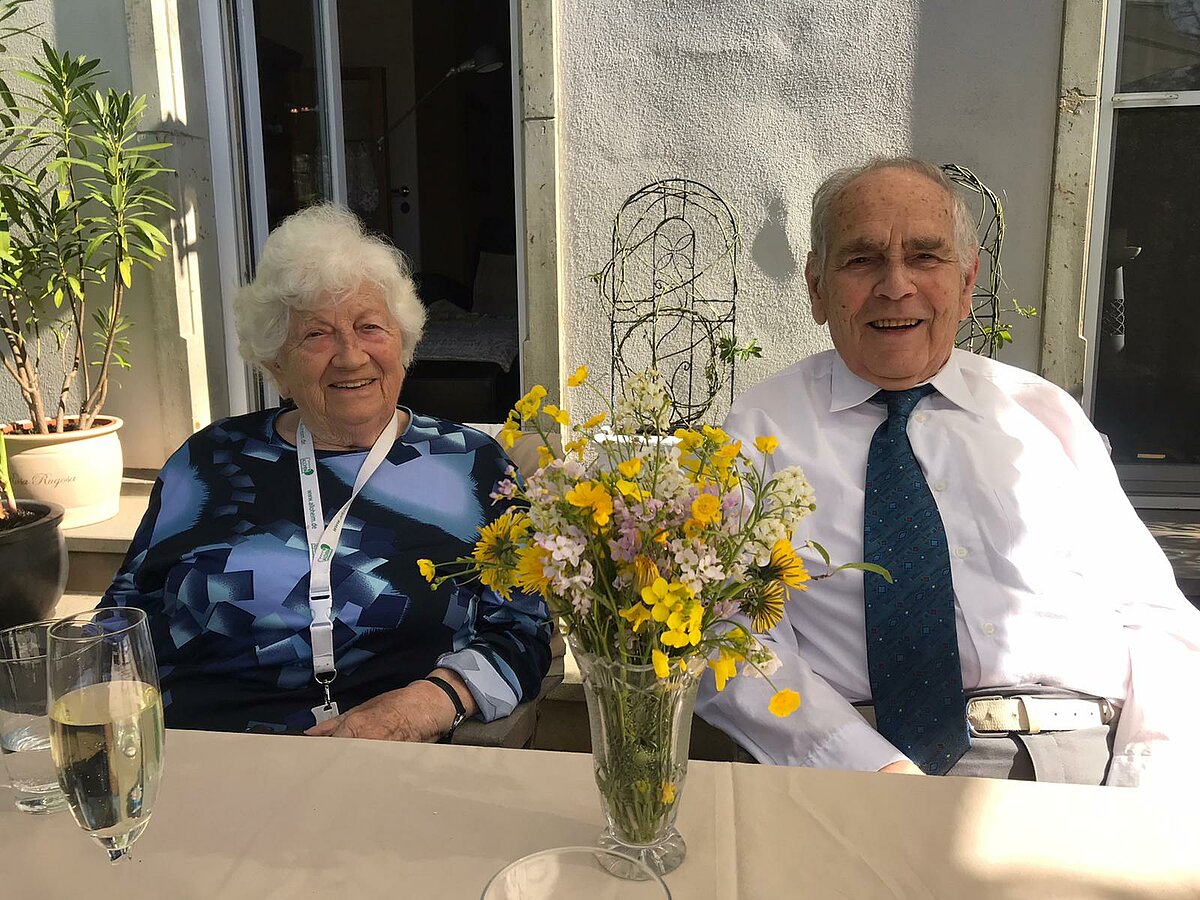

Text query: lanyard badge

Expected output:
[296,411,399,714]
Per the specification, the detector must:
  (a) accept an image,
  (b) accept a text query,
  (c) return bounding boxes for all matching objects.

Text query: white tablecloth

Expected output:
[2,729,1197,898]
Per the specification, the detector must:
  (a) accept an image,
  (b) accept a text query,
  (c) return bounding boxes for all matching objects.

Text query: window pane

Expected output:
[1093,106,1200,486]
[253,0,331,228]
[1118,0,1200,92]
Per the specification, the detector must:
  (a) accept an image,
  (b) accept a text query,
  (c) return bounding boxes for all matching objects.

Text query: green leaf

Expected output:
[831,561,893,583]
[807,540,831,567]
[118,257,131,287]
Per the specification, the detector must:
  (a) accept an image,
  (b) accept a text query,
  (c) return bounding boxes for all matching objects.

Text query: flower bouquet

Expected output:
[419,366,884,878]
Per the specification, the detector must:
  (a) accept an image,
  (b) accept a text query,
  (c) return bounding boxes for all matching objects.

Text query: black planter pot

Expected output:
[0,500,68,630]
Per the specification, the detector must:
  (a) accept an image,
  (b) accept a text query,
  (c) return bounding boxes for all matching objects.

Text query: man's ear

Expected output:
[958,252,981,321]
[805,251,828,325]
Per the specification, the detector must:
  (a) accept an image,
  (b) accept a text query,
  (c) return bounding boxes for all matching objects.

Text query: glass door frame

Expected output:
[1083,0,1200,508]
[200,0,349,415]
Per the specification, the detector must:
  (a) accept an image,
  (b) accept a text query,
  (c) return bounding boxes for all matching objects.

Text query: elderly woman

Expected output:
[101,205,550,740]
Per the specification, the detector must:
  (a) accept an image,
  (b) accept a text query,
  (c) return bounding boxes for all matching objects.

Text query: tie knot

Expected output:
[878,384,935,420]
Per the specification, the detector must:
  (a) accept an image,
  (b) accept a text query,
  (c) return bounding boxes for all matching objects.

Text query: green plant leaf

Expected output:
[831,561,893,583]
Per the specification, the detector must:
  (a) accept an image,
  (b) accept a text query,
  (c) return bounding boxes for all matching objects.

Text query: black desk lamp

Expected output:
[377,45,504,149]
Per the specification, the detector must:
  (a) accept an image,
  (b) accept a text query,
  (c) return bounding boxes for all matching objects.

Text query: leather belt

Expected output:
[965,695,1116,735]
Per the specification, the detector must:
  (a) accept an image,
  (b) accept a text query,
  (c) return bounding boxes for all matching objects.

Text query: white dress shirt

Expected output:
[695,349,1200,786]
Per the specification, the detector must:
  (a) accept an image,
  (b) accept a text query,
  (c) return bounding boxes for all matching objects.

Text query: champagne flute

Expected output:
[46,607,165,862]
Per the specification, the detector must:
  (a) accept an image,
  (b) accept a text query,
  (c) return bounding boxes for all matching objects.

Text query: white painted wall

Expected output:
[557,0,1063,418]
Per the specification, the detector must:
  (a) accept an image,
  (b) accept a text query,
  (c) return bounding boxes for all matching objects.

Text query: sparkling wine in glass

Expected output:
[47,607,165,862]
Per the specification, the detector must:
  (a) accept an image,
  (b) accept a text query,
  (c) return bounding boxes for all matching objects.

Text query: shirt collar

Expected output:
[828,350,983,416]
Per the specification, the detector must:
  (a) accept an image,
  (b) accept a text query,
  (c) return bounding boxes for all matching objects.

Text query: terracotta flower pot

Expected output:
[3,417,124,528]
[0,500,68,630]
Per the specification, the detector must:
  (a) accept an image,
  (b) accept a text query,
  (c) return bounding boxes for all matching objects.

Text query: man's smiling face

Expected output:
[806,167,978,390]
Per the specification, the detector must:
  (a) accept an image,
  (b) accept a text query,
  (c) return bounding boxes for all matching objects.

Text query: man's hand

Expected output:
[305,670,477,742]
[878,760,925,775]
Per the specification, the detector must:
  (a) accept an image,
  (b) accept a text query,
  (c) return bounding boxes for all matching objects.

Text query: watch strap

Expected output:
[423,675,467,742]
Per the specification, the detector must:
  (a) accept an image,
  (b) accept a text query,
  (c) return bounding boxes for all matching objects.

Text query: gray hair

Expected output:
[234,204,426,368]
[809,156,979,275]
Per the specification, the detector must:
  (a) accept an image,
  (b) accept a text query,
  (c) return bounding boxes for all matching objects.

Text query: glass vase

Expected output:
[570,634,705,879]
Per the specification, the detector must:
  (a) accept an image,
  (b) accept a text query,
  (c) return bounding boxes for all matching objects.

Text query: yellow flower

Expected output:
[514,546,551,594]
[768,538,810,590]
[537,445,556,468]
[616,479,645,502]
[633,556,660,592]
[567,365,589,387]
[514,385,548,421]
[652,648,670,678]
[498,417,521,449]
[769,688,801,718]
[642,577,692,619]
[479,566,516,601]
[582,412,606,428]
[564,437,588,457]
[745,581,786,633]
[617,457,642,478]
[702,424,731,445]
[708,649,739,692]
[754,435,779,455]
[673,428,703,451]
[543,404,570,426]
[690,493,722,527]
[565,481,613,527]
[619,602,653,632]
[660,782,676,804]
[417,559,436,583]
[473,510,532,566]
[712,441,741,470]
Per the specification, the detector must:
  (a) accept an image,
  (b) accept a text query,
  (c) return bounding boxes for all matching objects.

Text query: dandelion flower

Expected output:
[767,538,809,590]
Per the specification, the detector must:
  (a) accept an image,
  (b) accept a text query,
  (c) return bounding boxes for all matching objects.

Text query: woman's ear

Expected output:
[263,359,290,399]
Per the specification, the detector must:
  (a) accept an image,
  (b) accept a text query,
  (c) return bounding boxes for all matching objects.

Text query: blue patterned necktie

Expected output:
[863,385,969,775]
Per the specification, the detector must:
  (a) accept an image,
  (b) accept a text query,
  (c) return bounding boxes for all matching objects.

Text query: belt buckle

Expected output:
[965,694,1006,736]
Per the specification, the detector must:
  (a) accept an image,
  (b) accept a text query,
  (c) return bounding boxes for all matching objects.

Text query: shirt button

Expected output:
[953,546,969,559]
[932,480,947,492]
[982,622,995,635]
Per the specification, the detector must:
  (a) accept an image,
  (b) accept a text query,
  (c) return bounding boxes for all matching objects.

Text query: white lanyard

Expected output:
[295,411,398,705]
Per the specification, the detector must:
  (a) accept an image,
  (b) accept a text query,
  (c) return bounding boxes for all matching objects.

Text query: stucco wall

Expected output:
[557,0,1064,418]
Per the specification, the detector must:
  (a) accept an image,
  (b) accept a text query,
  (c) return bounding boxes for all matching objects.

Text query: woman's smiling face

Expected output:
[267,286,405,448]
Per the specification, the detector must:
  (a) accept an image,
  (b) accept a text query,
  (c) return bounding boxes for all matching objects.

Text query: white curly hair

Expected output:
[234,204,426,369]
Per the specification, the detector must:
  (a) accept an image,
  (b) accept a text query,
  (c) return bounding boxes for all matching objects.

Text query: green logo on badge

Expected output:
[318,543,333,561]
[301,458,315,475]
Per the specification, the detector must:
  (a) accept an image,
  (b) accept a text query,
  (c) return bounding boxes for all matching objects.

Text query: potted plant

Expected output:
[0,432,67,629]
[0,0,173,527]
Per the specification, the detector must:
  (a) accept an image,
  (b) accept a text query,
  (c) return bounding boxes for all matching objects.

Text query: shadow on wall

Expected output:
[910,0,1064,373]
[751,197,799,283]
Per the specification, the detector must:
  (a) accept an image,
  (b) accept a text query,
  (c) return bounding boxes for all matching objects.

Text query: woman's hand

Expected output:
[305,669,478,742]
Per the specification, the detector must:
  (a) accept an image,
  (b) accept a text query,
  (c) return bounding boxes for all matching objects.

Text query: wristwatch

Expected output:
[423,675,467,743]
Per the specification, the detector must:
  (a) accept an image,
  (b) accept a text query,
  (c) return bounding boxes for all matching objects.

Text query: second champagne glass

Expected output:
[46,607,165,862]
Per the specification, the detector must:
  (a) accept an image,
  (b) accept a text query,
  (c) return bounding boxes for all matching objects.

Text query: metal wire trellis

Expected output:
[596,180,740,430]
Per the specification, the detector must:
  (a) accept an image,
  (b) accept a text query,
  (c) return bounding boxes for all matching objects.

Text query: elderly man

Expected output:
[696,157,1200,785]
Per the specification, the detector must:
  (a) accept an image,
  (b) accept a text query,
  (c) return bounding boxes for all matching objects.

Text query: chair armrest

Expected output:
[450,700,539,749]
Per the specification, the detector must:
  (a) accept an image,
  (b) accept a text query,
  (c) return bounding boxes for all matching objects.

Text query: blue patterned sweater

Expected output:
[101,408,551,733]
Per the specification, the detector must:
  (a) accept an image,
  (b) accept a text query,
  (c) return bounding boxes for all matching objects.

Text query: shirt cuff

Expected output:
[436,648,519,722]
[803,719,909,773]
